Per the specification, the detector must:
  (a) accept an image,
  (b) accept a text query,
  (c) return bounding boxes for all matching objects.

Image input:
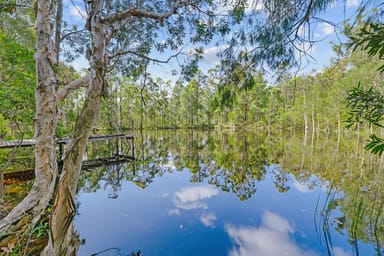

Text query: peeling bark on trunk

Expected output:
[1,0,195,254]
[42,0,106,254]
[0,0,58,247]
[55,0,63,64]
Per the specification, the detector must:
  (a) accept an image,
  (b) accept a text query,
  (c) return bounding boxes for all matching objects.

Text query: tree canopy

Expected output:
[0,0,384,255]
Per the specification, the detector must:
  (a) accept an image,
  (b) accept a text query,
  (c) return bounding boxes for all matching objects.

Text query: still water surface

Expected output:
[75,129,384,256]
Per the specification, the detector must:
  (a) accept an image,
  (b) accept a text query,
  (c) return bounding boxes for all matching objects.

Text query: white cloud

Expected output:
[203,46,221,65]
[346,0,360,7]
[168,208,181,216]
[70,56,89,72]
[261,211,294,233]
[169,186,219,226]
[292,181,311,193]
[174,186,218,204]
[333,247,351,256]
[320,23,335,36]
[176,200,209,210]
[200,213,217,228]
[226,211,319,256]
[163,158,176,171]
[173,186,218,210]
[70,6,87,20]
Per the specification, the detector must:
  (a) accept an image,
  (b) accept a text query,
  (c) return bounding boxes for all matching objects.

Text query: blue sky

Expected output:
[63,0,363,84]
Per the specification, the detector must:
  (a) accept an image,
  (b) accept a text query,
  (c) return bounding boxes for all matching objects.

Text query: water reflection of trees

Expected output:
[77,129,384,255]
[281,131,384,255]
[79,129,287,201]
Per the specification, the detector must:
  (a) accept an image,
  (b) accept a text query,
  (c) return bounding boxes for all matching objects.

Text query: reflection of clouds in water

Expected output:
[176,199,208,210]
[292,175,328,194]
[333,247,351,256]
[168,208,181,216]
[163,157,177,171]
[200,213,217,228]
[292,181,311,193]
[226,211,319,256]
[168,186,219,227]
[173,186,218,210]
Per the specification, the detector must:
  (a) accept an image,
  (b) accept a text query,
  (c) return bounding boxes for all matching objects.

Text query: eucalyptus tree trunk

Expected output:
[0,0,223,254]
[0,0,106,254]
[42,0,106,254]
[0,0,59,247]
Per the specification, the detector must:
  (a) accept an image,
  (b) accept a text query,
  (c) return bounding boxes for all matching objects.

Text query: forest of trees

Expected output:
[1,31,383,137]
[0,0,383,255]
[2,43,383,141]
[91,49,383,135]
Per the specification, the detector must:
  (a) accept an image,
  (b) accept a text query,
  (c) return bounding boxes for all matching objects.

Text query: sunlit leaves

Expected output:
[344,2,384,155]
[346,83,384,128]
[364,134,384,155]
[0,33,35,137]
[0,1,35,138]
[0,114,9,140]
[349,23,384,72]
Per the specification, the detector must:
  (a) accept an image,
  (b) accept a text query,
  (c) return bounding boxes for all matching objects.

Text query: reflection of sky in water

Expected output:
[75,167,369,256]
[226,211,316,256]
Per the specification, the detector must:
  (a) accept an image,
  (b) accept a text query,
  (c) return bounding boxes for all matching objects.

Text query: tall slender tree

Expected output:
[1,0,374,254]
[0,0,233,254]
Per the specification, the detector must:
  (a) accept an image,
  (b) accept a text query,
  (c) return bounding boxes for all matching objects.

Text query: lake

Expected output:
[72,129,384,256]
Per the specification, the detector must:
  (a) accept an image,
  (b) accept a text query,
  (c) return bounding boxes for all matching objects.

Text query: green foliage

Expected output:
[0,0,17,14]
[365,134,384,155]
[346,84,384,128]
[0,32,35,137]
[0,1,35,138]
[220,0,336,75]
[350,23,384,72]
[0,114,9,140]
[346,12,384,155]
[32,218,50,239]
[100,43,384,133]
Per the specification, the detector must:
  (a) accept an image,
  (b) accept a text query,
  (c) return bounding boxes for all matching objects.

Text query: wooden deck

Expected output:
[1,133,135,183]
[81,155,135,170]
[0,133,134,149]
[3,155,135,183]
[0,139,36,149]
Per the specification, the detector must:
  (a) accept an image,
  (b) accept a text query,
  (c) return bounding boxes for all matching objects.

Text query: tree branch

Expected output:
[57,74,90,101]
[103,0,188,25]
[294,0,314,39]
[61,29,88,41]
[109,49,183,64]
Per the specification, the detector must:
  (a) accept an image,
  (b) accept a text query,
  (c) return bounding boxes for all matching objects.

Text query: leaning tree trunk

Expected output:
[0,0,59,251]
[42,0,106,254]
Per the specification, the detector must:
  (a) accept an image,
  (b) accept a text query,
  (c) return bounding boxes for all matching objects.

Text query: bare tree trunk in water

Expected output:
[42,0,105,254]
[302,88,308,136]
[355,123,360,159]
[0,0,59,249]
[109,87,121,133]
[336,109,341,152]
[300,119,308,173]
